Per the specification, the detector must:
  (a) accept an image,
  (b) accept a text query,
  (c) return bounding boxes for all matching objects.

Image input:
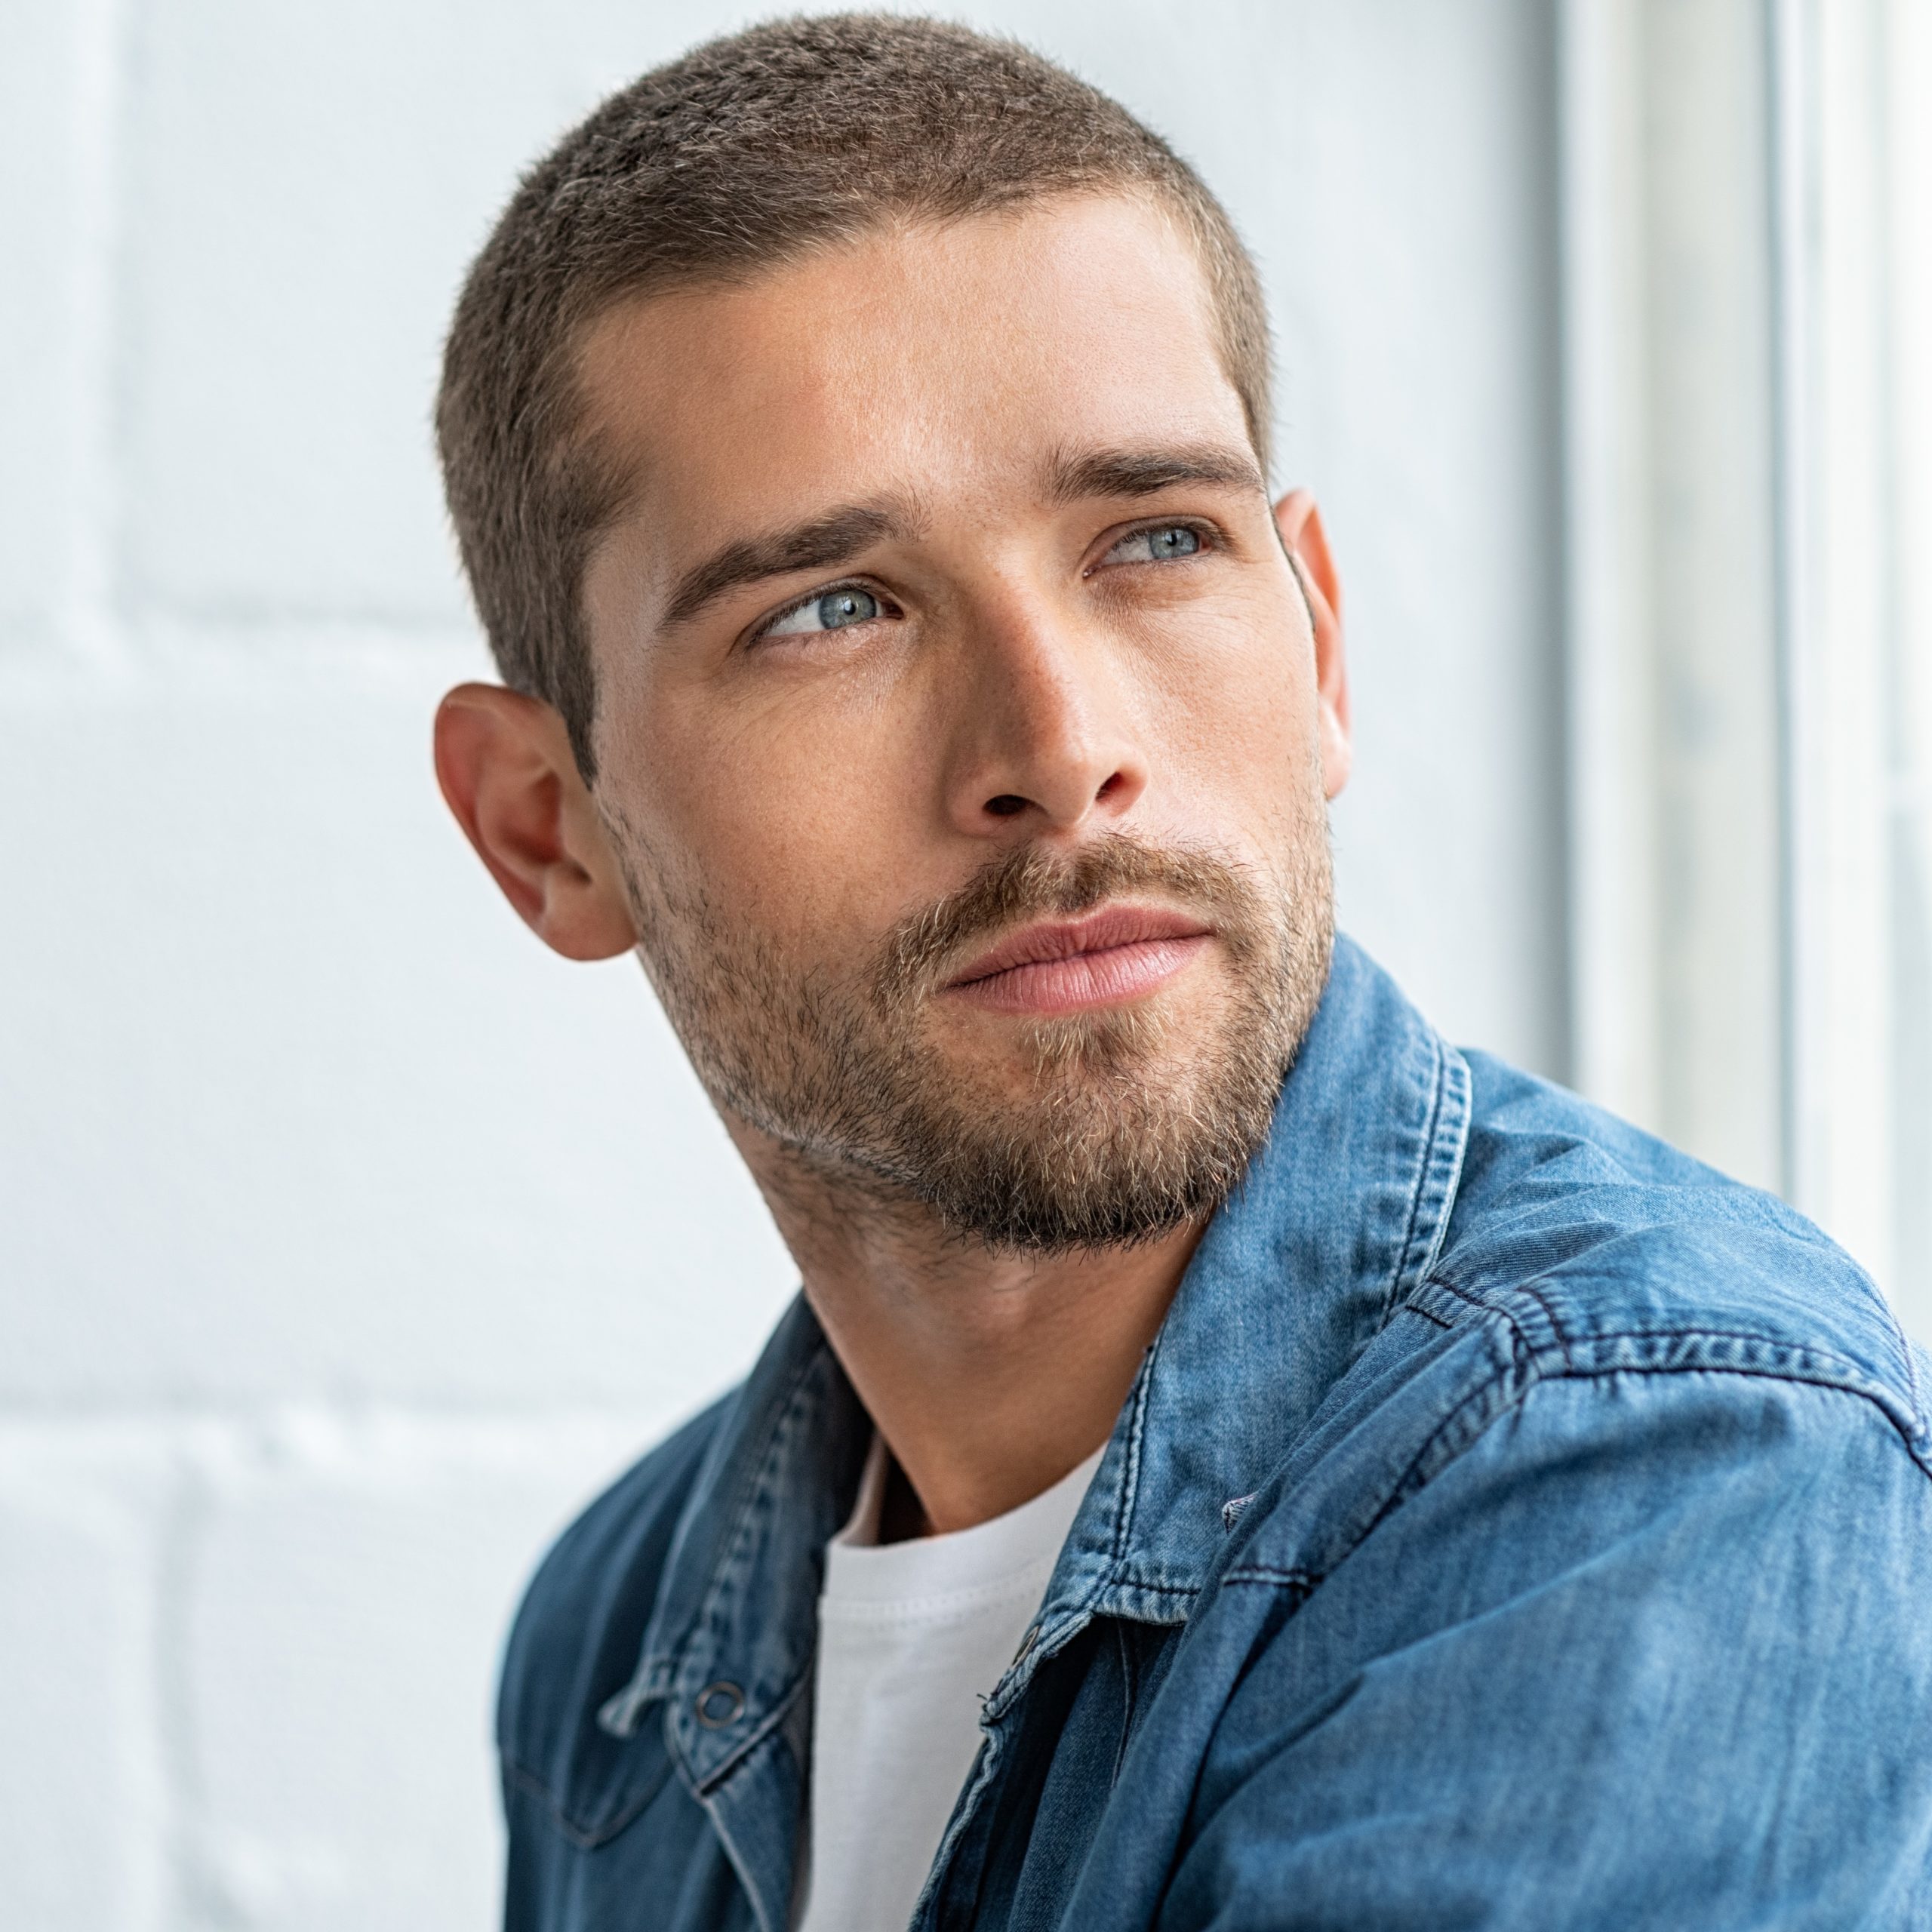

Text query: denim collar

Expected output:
[598,936,1471,1793]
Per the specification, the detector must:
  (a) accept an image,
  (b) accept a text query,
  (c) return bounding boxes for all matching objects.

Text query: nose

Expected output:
[940,592,1149,841]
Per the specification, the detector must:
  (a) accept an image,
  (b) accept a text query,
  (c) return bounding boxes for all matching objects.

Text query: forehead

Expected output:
[573,194,1251,539]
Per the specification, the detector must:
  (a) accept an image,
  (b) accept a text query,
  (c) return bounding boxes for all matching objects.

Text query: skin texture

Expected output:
[435,194,1351,1535]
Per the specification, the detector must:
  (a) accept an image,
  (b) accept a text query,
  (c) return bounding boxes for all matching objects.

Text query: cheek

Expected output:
[1137,601,1320,820]
[615,682,929,955]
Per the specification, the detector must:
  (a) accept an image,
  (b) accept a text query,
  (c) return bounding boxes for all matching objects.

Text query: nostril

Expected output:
[984,794,1029,818]
[1094,771,1125,804]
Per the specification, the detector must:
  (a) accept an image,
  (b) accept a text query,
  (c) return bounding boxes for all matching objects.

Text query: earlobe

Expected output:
[1316,691,1352,800]
[1272,490,1352,801]
[432,683,638,961]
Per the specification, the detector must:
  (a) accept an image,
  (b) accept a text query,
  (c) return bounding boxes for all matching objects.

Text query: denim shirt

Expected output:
[497,938,1932,1930]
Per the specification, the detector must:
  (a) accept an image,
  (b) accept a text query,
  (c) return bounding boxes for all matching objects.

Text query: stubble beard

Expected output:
[609,792,1334,1255]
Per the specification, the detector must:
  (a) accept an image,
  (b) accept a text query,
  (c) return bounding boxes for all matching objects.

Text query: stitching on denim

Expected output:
[1571,1324,1876,1358]
[1100,1576,1199,1600]
[1364,1343,1540,1543]
[598,1366,801,1740]
[980,1350,1165,1730]
[1413,1050,1471,1289]
[1488,1318,1918,1404]
[1423,1265,1916,1420]
[1558,1321,1853,1348]
[920,1702,1011,1915]
[638,1341,821,1698]
[1422,1274,1537,1365]
[1219,1349,1932,1626]
[1435,1353,1932,1494]
[1874,1288,1928,1450]
[507,1659,816,1844]
[1112,1340,1158,1563]
[502,1745,675,1852]
[1379,1032,1445,1328]
[1383,1041,1474,1338]
[1646,1359,1932,1474]
[1221,1564,1318,1589]
[1074,1331,1164,1626]
[678,1338,833,1687]
[1903,1321,1926,1447]
[1519,1279,1574,1373]
[691,1661,811,1797]
[1421,1273,1495,1315]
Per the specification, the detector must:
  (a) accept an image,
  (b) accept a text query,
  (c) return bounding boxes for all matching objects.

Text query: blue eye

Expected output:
[817,587,879,627]
[1101,524,1206,568]
[761,584,886,638]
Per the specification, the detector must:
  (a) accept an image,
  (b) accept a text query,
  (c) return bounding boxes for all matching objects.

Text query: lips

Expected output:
[942,904,1214,1016]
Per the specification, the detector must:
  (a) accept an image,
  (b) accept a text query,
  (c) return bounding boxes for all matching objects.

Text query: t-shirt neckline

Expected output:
[820,1435,1105,1608]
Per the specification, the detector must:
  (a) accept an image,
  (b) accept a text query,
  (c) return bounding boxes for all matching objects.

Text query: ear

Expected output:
[1272,488,1352,801]
[432,683,638,961]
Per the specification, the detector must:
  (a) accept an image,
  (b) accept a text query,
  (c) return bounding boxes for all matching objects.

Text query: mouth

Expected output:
[940,903,1216,1017]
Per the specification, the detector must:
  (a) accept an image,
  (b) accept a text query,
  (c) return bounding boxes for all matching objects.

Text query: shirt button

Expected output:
[695,1681,745,1728]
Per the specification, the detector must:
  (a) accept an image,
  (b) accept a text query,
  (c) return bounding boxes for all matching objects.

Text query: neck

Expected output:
[728,1120,1204,1536]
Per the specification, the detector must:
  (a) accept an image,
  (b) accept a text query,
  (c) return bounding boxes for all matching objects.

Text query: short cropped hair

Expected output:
[436,13,1272,779]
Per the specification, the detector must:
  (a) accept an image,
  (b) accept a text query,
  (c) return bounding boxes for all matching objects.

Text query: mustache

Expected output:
[873,833,1265,1007]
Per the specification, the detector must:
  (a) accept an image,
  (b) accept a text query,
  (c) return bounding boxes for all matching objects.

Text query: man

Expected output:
[432,16,1932,1929]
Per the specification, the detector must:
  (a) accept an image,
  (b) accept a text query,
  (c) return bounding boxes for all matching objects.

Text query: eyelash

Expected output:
[1091,518,1220,573]
[748,517,1222,643]
[751,578,896,643]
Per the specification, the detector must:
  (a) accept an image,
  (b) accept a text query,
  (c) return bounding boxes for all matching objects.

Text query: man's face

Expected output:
[571,193,1343,1250]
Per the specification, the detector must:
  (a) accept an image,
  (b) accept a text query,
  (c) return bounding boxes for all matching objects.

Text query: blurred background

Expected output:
[3,1,1927,1926]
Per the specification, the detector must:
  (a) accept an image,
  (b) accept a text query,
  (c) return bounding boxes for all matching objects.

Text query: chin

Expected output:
[941,984,1201,1088]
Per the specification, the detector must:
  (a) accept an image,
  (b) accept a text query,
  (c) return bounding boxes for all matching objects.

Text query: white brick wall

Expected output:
[0,1427,169,1932]
[1,3,1564,1925]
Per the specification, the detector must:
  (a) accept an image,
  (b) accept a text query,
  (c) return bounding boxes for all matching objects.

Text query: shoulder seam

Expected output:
[1417,1317,1932,1491]
[1409,1273,1929,1463]
[1223,1331,1932,1595]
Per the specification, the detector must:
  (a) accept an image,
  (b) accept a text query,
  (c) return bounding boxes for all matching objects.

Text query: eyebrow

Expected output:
[1044,442,1266,504]
[661,501,915,631]
[656,444,1262,632]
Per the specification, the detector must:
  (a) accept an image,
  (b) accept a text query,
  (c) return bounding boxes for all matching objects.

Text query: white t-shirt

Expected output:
[793,1438,1103,1932]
